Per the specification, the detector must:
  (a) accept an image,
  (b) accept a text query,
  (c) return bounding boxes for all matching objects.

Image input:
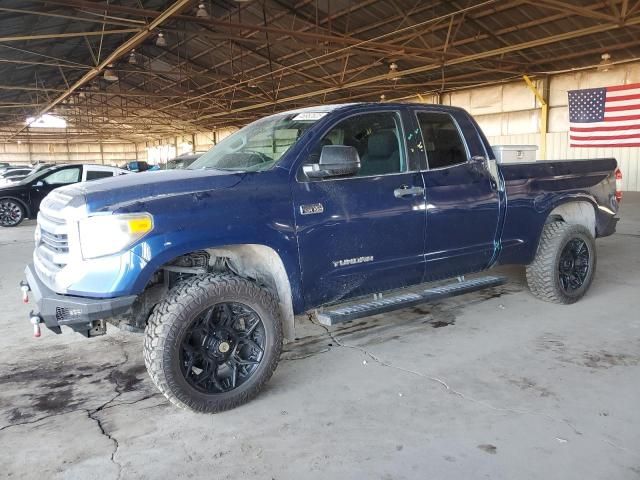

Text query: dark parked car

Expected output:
[163,153,202,170]
[0,164,127,227]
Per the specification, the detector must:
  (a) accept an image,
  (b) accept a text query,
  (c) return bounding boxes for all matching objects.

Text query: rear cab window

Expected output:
[86,170,115,181]
[415,111,469,169]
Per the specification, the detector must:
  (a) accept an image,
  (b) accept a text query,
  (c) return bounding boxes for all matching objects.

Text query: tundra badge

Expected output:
[333,256,374,268]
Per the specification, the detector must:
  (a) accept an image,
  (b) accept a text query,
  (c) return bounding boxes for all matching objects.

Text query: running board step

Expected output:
[316,275,507,326]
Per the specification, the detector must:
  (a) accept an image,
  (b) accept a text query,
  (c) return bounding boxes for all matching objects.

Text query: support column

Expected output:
[523,75,548,160]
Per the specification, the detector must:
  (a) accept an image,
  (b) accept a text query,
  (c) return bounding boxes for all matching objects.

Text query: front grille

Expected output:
[41,229,68,254]
[36,208,70,273]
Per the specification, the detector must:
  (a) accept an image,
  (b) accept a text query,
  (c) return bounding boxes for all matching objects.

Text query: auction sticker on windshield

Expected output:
[292,112,327,121]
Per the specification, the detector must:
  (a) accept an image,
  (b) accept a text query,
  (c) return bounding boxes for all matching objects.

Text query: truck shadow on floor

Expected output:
[283,283,522,361]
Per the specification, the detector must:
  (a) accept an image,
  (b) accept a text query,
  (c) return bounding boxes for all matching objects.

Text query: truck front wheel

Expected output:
[144,274,283,413]
[526,221,597,304]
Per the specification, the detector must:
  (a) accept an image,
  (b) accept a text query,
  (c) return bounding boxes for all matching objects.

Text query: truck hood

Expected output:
[60,169,246,213]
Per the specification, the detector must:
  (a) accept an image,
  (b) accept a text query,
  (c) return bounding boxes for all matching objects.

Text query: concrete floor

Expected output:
[1,195,639,480]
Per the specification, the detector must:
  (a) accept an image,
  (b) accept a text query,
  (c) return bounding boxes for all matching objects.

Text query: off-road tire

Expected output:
[0,198,25,227]
[144,274,283,413]
[526,221,596,304]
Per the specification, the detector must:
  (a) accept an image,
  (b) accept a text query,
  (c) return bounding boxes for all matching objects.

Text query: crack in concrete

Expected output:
[0,409,77,432]
[101,392,163,411]
[87,394,123,480]
[0,341,139,480]
[84,343,133,480]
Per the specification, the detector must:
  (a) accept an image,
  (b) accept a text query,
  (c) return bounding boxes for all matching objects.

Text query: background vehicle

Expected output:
[162,153,202,170]
[23,103,621,413]
[0,168,33,186]
[0,163,20,173]
[0,164,127,227]
[121,160,159,172]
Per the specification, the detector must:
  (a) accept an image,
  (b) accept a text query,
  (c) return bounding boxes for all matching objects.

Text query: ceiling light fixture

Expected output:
[389,62,399,81]
[128,50,138,65]
[196,3,209,18]
[156,32,167,47]
[103,64,118,82]
[598,53,612,72]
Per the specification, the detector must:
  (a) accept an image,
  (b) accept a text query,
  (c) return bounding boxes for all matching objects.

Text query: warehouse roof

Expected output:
[0,0,639,142]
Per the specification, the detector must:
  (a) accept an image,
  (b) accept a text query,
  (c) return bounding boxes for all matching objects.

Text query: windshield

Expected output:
[189,111,327,172]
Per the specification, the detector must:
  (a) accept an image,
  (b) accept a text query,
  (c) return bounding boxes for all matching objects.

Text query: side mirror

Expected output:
[33,181,44,188]
[304,145,360,179]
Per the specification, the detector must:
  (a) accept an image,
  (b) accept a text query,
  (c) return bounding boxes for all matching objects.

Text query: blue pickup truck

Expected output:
[22,103,622,413]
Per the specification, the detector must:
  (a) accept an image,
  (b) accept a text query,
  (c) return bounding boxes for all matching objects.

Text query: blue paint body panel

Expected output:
[50,103,620,314]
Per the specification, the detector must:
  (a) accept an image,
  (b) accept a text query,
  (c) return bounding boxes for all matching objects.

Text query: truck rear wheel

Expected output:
[526,221,596,304]
[144,274,283,413]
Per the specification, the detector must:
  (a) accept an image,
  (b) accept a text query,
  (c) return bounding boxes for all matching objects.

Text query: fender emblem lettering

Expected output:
[300,203,324,215]
[332,256,374,268]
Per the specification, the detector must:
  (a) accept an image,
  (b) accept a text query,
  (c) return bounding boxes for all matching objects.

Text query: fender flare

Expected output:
[205,245,296,340]
[545,199,597,237]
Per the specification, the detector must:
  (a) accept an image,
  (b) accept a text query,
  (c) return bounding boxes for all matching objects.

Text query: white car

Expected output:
[0,164,130,227]
[0,168,34,186]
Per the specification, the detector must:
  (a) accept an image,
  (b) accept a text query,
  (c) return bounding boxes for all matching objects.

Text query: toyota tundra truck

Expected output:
[21,103,622,413]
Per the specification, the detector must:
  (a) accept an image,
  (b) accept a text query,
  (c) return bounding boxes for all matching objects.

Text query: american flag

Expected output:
[568,82,640,147]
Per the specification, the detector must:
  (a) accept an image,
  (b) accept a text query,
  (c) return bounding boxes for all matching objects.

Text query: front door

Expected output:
[293,111,427,308]
[414,110,501,281]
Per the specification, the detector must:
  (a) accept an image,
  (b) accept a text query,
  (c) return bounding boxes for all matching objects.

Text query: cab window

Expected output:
[42,167,81,185]
[416,112,468,169]
[304,112,405,179]
[86,170,114,181]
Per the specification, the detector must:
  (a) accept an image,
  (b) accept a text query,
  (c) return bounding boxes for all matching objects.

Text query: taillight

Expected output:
[615,168,623,203]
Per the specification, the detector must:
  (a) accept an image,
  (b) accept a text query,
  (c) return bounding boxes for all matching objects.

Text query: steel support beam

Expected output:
[196,14,640,120]
[523,75,548,160]
[6,0,194,140]
[0,29,138,43]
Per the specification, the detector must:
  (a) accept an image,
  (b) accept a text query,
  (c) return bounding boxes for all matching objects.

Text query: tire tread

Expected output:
[144,273,282,413]
[525,221,596,304]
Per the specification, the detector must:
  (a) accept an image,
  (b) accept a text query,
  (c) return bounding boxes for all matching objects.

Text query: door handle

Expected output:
[394,185,424,198]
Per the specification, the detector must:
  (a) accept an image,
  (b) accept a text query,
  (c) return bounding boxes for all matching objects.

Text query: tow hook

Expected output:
[20,281,30,304]
[29,311,42,338]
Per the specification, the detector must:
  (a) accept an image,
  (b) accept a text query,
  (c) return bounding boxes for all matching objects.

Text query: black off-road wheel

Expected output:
[144,274,283,413]
[0,199,25,227]
[526,221,597,304]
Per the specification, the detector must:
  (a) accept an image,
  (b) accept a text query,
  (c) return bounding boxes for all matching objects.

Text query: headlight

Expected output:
[78,213,154,259]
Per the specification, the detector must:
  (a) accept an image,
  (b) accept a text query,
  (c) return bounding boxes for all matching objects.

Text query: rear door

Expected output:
[414,109,501,281]
[292,110,427,307]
